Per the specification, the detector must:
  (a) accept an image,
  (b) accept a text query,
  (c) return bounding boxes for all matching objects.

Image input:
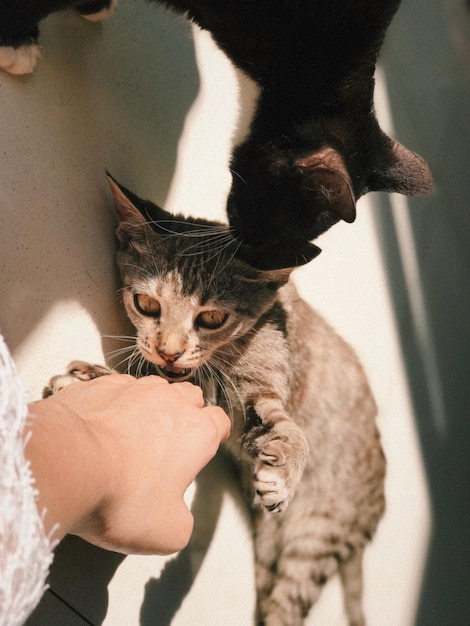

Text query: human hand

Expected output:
[26,375,230,555]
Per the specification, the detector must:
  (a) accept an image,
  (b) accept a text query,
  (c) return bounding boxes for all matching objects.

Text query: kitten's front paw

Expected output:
[254,465,290,513]
[0,44,41,75]
[251,421,309,513]
[43,360,114,397]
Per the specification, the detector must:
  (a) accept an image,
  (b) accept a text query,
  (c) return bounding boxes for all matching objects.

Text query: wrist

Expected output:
[25,398,108,542]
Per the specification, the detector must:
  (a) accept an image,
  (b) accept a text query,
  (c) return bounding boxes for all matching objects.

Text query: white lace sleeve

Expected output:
[0,334,55,625]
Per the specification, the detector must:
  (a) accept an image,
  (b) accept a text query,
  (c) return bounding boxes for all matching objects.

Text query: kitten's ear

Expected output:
[295,148,356,223]
[240,260,296,285]
[366,139,433,195]
[258,267,295,283]
[107,174,148,240]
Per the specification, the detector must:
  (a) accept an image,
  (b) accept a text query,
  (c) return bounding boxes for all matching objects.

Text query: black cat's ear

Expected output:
[366,139,433,195]
[107,174,148,240]
[295,148,356,223]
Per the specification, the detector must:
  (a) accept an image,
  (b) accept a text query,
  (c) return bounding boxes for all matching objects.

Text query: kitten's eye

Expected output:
[134,294,161,317]
[197,310,228,329]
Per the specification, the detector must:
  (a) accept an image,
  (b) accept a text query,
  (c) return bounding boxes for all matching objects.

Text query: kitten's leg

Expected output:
[251,511,282,623]
[76,0,118,22]
[244,404,309,513]
[256,509,367,626]
[258,550,336,626]
[43,360,114,397]
[256,517,343,626]
[339,549,366,626]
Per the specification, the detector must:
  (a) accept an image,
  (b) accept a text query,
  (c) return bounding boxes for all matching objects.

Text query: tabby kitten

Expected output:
[1,0,432,267]
[50,175,385,625]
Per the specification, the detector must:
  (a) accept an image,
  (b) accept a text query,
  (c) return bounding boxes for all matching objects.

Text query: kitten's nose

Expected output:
[157,348,183,363]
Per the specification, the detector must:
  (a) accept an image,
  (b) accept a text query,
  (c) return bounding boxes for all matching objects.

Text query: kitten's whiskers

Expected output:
[203,357,245,422]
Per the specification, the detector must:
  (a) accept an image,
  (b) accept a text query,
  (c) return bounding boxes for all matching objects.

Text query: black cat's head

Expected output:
[227,119,433,270]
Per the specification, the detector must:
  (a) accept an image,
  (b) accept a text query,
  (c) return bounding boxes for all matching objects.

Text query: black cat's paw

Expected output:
[77,0,118,22]
[0,43,41,75]
[43,360,114,398]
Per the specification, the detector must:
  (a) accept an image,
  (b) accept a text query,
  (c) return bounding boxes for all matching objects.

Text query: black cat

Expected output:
[0,0,433,269]
[160,1,433,268]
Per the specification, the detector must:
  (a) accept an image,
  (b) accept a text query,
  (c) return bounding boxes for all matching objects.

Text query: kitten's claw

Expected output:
[67,360,114,380]
[0,44,41,75]
[254,467,290,513]
[250,420,309,513]
[43,360,114,397]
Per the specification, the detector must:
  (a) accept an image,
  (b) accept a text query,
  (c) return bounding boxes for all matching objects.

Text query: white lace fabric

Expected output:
[0,334,54,625]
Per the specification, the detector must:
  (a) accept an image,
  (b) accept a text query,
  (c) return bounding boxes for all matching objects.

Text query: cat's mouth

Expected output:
[156,364,194,382]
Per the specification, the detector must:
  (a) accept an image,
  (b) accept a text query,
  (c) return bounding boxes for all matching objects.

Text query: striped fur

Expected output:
[105,178,386,625]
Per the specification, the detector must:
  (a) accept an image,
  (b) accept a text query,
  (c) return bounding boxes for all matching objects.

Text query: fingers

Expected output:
[165,380,205,407]
[204,404,231,442]
[135,377,205,408]
[61,373,205,407]
[52,372,230,442]
[176,405,232,486]
[116,376,232,439]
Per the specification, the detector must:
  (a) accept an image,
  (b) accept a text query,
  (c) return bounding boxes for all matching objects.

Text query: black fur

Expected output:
[158,1,433,268]
[1,0,433,268]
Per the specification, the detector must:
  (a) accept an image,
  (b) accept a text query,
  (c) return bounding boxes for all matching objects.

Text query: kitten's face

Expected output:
[121,268,264,382]
[108,176,290,382]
